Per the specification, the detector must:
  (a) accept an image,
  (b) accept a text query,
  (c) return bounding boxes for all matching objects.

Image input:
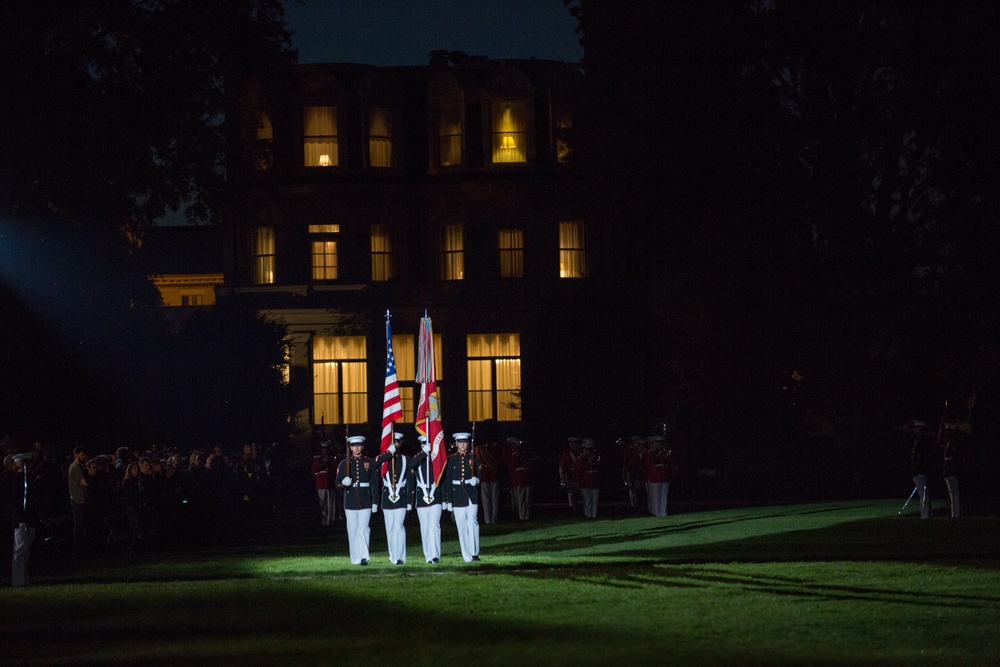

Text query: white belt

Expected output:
[357,482,370,487]
[452,480,464,485]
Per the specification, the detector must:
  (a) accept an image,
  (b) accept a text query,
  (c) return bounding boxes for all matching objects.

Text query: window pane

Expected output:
[441,225,464,280]
[313,336,366,361]
[253,226,275,285]
[369,107,392,168]
[467,359,493,421]
[304,106,338,167]
[467,333,520,357]
[492,100,527,164]
[371,225,394,281]
[467,334,520,422]
[311,240,338,280]
[309,224,340,234]
[498,229,524,279]
[439,105,462,167]
[559,220,587,278]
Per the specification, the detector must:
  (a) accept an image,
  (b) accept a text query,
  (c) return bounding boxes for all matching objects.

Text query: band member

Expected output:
[475,436,501,524]
[409,435,444,563]
[622,436,647,510]
[643,436,676,517]
[443,432,480,562]
[910,421,932,520]
[939,387,974,519]
[577,439,602,519]
[505,438,534,520]
[10,452,39,587]
[374,433,412,564]
[558,437,582,512]
[312,441,337,526]
[336,436,380,565]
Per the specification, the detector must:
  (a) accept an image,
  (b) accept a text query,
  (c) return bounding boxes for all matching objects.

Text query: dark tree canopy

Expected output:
[570,0,999,494]
[0,1,296,447]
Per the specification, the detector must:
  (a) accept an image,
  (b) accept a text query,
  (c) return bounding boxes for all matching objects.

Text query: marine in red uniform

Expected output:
[576,439,602,519]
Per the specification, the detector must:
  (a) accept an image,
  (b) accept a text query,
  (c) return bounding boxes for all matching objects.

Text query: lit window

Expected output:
[441,225,464,280]
[303,106,338,167]
[498,229,524,279]
[559,220,587,278]
[313,336,367,425]
[180,294,204,306]
[371,225,395,281]
[467,334,521,422]
[309,224,340,281]
[369,107,392,168]
[438,105,462,167]
[393,332,444,423]
[252,226,275,285]
[491,100,528,164]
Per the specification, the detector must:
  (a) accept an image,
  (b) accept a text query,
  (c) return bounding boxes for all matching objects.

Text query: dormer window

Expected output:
[491,100,528,164]
[304,105,338,167]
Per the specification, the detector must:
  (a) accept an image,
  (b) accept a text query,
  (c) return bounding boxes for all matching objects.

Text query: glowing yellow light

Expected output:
[501,135,517,149]
[318,154,331,167]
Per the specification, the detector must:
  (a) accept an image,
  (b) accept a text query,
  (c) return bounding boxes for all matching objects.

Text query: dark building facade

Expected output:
[221,51,658,470]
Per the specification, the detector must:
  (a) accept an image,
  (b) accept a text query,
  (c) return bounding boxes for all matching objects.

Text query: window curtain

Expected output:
[559,221,587,278]
[371,225,394,281]
[304,105,338,167]
[252,226,275,285]
[498,229,524,278]
[492,100,527,164]
[441,225,464,280]
[369,107,392,167]
[439,105,462,167]
[311,240,338,280]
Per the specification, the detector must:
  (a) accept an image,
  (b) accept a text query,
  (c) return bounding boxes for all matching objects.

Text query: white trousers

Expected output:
[581,487,600,518]
[647,482,669,517]
[345,509,372,564]
[480,481,500,524]
[513,486,531,520]
[317,489,336,525]
[417,504,443,562]
[12,525,36,587]
[913,474,930,520]
[945,476,961,518]
[383,507,407,563]
[453,503,480,562]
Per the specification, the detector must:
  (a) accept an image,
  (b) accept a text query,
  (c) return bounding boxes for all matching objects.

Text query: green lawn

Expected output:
[2,500,998,666]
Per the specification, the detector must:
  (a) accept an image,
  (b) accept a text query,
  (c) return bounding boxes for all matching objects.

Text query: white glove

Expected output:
[444,502,453,512]
[388,444,397,454]
[18,522,28,535]
[342,476,353,487]
[422,444,430,454]
[406,503,412,511]
[372,504,379,513]
[467,476,479,487]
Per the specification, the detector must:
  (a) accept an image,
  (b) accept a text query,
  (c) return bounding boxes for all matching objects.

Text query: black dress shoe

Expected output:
[472,555,480,561]
[432,558,440,563]
[360,559,368,566]
[395,560,403,565]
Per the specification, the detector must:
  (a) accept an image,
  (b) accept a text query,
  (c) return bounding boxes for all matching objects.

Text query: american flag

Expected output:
[380,312,403,459]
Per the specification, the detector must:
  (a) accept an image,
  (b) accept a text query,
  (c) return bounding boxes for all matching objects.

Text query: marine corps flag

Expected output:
[415,312,445,483]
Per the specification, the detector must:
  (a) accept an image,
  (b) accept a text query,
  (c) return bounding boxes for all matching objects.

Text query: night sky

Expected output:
[284,0,583,66]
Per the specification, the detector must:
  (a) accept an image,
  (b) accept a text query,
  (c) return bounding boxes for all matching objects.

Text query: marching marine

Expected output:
[443,432,481,562]
[408,435,444,563]
[643,435,676,518]
[374,432,413,564]
[337,436,380,565]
